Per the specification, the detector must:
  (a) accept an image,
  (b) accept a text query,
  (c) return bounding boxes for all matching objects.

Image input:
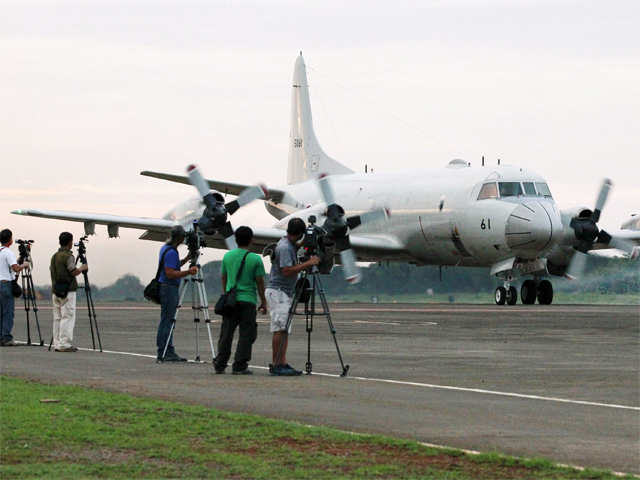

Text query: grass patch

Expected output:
[0,376,635,479]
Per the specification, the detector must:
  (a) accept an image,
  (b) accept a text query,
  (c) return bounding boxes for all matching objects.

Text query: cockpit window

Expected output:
[535,182,553,198]
[523,182,537,196]
[499,182,523,197]
[477,182,498,200]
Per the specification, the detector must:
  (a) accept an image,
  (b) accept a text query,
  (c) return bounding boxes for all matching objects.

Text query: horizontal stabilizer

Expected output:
[140,171,286,203]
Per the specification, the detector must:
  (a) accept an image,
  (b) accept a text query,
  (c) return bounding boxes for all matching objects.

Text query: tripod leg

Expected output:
[87,288,102,352]
[196,271,215,361]
[191,276,200,362]
[160,321,176,361]
[27,274,44,345]
[22,273,32,345]
[274,278,304,368]
[315,275,349,377]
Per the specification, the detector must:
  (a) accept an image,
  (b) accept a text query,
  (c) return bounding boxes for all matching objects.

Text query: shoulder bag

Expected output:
[144,247,175,304]
[215,251,249,316]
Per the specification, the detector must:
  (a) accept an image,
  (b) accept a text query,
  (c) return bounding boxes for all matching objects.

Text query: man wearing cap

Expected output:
[156,225,198,362]
[266,218,320,376]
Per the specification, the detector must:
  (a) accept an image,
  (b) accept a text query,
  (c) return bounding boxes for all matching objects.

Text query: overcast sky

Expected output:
[1,0,639,285]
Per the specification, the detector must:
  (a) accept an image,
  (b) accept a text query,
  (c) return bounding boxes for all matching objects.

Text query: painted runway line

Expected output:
[21,342,639,412]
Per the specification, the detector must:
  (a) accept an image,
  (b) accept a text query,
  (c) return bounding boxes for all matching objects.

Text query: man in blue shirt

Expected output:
[156,226,198,361]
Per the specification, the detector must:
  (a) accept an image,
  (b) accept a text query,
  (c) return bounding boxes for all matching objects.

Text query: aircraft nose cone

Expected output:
[505,202,554,255]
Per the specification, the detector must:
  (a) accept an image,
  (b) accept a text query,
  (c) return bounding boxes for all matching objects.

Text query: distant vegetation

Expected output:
[31,256,639,304]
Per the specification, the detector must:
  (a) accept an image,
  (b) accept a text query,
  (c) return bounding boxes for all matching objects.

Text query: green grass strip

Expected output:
[0,376,634,479]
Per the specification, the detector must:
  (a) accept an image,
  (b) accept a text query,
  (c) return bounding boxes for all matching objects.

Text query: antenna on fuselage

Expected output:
[482,155,485,166]
[365,164,368,173]
[497,158,501,165]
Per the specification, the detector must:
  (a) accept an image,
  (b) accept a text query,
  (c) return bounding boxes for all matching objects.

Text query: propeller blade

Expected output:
[566,250,588,280]
[225,184,268,215]
[346,208,389,230]
[318,175,336,206]
[218,221,237,249]
[339,248,361,284]
[186,165,211,198]
[593,178,612,222]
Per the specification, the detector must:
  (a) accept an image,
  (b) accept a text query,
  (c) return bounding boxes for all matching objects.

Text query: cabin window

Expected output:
[498,182,523,197]
[523,182,537,196]
[535,182,553,198]
[477,182,498,200]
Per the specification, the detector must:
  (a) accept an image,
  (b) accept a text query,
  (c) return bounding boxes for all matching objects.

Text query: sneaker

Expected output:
[284,364,303,375]
[163,352,187,362]
[55,346,76,352]
[1,339,16,347]
[214,365,226,374]
[232,368,253,375]
[270,365,299,376]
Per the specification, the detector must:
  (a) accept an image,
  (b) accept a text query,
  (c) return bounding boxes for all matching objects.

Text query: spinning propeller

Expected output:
[317,175,389,284]
[186,164,267,249]
[567,178,635,278]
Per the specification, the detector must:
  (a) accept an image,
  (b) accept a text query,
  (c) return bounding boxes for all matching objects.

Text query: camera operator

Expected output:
[156,225,197,362]
[0,229,30,346]
[213,226,267,375]
[266,218,320,376]
[50,232,88,352]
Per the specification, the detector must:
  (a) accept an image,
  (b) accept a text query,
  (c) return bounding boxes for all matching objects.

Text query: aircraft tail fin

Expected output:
[287,53,353,185]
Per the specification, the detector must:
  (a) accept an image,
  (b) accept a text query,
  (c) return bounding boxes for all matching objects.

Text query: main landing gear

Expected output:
[495,279,553,305]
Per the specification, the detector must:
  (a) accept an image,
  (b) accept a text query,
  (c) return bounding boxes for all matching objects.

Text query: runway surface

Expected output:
[2,303,639,473]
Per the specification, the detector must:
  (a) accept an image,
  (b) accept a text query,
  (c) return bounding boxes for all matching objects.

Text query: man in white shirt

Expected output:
[0,229,29,346]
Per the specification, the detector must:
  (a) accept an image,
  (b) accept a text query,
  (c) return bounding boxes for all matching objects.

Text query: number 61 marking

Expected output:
[481,218,491,230]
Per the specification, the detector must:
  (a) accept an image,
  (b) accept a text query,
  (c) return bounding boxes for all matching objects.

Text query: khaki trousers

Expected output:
[52,292,76,349]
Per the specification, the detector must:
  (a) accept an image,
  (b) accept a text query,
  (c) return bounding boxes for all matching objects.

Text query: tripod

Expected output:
[281,266,349,376]
[20,265,44,346]
[160,263,215,363]
[77,268,102,351]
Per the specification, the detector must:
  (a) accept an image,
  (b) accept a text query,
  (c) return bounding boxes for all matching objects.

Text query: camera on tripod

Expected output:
[299,216,334,274]
[74,235,88,262]
[16,239,34,263]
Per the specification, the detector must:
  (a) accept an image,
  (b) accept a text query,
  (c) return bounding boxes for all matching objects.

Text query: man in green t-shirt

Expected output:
[214,226,267,375]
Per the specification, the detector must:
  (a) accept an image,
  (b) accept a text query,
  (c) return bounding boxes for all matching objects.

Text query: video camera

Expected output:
[74,235,89,264]
[16,239,34,264]
[299,216,335,274]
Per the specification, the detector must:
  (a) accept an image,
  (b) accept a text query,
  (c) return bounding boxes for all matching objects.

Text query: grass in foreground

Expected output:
[0,376,634,479]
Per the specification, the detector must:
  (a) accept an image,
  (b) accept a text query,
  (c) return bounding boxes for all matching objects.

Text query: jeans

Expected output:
[157,283,179,357]
[214,301,257,372]
[0,282,15,342]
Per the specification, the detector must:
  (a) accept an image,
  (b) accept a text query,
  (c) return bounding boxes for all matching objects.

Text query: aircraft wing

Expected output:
[141,227,409,260]
[11,209,176,234]
[140,170,287,203]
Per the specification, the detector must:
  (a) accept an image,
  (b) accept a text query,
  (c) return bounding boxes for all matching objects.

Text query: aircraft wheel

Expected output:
[537,280,553,305]
[521,280,537,304]
[506,286,518,305]
[495,287,507,305]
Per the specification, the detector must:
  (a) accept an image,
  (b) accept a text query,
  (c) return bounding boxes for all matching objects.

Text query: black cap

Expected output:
[287,218,306,236]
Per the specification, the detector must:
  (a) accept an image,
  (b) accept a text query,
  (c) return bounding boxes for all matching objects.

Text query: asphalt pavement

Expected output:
[1,303,638,473]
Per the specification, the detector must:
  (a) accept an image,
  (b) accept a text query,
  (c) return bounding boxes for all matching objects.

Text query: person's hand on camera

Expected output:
[80,264,88,272]
[188,266,198,275]
[258,303,267,315]
[307,255,321,266]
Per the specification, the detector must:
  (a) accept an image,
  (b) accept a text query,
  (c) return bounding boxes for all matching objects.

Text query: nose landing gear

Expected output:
[495,284,518,305]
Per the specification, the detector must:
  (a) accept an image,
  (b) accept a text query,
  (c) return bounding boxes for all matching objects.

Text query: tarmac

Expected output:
[1,303,639,473]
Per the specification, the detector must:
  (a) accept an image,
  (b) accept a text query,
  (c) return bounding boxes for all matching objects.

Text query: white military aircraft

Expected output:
[13,53,640,305]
